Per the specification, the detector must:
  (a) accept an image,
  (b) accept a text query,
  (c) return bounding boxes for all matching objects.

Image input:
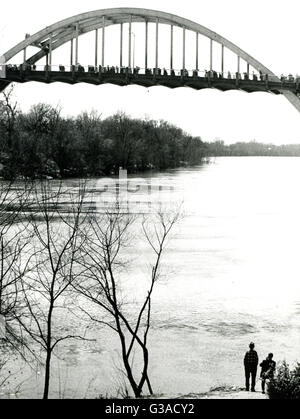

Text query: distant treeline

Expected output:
[0,100,208,179]
[207,140,300,157]
[1,90,300,180]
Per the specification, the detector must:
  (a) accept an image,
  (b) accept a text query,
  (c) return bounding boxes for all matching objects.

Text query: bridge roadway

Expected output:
[1,66,300,95]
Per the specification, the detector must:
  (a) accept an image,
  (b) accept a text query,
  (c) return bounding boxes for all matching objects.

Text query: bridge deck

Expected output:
[1,68,299,95]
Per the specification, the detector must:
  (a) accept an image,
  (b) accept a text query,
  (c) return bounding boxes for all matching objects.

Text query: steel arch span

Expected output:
[1,7,300,112]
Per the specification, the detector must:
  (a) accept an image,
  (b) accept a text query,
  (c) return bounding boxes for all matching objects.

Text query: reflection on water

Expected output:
[4,157,300,398]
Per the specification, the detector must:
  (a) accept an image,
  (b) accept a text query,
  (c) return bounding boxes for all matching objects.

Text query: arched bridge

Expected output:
[1,7,300,112]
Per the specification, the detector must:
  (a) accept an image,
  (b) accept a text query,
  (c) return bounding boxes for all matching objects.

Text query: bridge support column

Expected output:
[221,44,224,76]
[95,29,98,68]
[155,18,159,75]
[102,17,105,67]
[170,25,173,71]
[237,56,240,74]
[196,32,199,71]
[210,39,213,71]
[45,65,49,82]
[128,15,132,68]
[49,34,53,68]
[75,23,79,65]
[145,21,148,71]
[23,34,28,64]
[120,23,123,68]
[265,74,269,90]
[247,63,250,78]
[70,39,73,66]
[182,27,186,71]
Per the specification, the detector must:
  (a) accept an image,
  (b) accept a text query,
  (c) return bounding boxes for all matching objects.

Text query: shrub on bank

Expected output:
[267,361,300,399]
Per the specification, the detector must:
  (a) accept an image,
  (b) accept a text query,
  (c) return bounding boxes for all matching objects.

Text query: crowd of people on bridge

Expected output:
[4,62,300,85]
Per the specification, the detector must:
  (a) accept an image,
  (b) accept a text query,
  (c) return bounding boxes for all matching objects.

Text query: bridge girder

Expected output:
[1,7,300,112]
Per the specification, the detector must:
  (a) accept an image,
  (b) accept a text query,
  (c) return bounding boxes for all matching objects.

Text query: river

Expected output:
[3,157,300,398]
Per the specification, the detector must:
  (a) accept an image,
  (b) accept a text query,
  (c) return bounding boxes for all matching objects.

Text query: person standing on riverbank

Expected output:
[244,342,259,392]
[260,353,276,394]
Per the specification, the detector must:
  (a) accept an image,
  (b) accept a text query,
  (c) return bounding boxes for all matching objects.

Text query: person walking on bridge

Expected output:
[244,342,259,392]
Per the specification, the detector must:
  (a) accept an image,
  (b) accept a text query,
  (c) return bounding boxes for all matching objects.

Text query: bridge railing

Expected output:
[2,63,299,85]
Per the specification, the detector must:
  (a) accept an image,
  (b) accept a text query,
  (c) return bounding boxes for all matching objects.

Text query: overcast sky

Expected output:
[1,0,300,144]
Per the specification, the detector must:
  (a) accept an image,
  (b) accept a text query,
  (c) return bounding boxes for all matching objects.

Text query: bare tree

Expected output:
[16,181,87,399]
[0,84,18,152]
[0,181,33,350]
[73,207,180,398]
[0,180,36,397]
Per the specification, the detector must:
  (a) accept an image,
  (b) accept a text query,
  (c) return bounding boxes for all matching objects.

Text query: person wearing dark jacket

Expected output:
[260,353,276,394]
[244,342,259,392]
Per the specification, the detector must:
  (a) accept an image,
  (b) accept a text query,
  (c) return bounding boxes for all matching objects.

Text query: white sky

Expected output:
[1,0,300,144]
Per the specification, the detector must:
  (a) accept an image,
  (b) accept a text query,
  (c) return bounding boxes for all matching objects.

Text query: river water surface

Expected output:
[5,157,300,398]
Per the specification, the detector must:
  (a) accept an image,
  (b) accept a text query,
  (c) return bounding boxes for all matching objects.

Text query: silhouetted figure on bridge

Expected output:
[260,353,276,394]
[77,64,85,73]
[244,342,259,392]
[181,69,188,77]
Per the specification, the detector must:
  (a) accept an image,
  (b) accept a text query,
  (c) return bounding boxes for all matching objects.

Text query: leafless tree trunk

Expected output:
[74,207,180,398]
[16,181,87,399]
[0,181,33,350]
[0,180,36,396]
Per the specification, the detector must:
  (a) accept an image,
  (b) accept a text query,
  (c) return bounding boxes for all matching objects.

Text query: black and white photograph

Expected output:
[1,0,300,403]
